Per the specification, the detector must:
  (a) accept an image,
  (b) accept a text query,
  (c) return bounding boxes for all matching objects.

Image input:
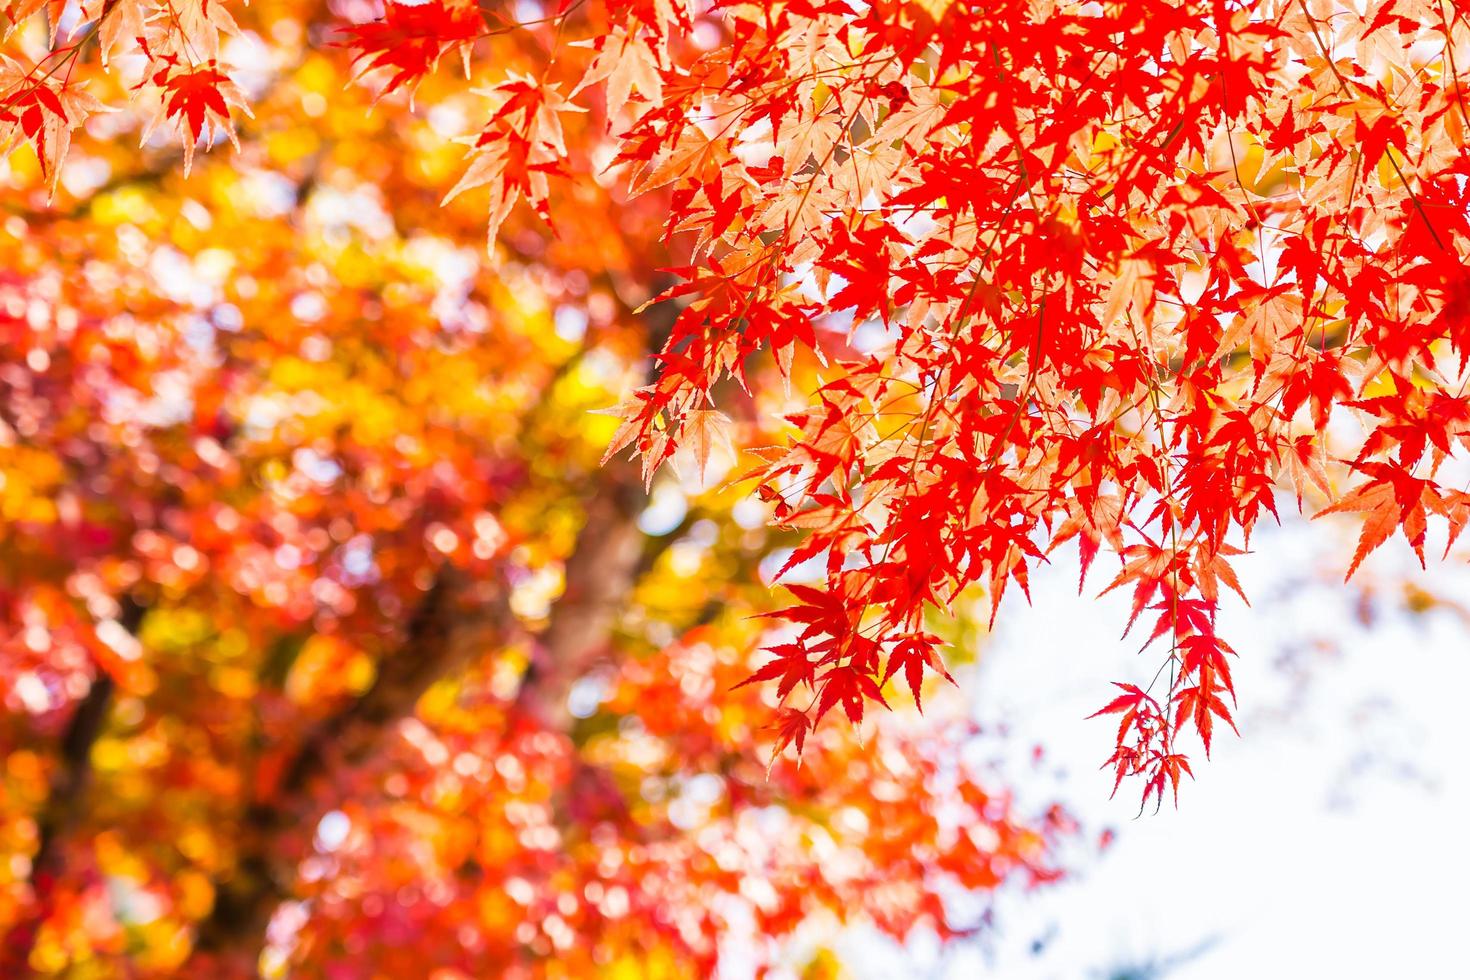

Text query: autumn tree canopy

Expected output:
[1,0,1467,974]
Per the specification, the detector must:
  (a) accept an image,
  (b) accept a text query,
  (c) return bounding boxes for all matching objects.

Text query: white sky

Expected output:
[836,515,1470,978]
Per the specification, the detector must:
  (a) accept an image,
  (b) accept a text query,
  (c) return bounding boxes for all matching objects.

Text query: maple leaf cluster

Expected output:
[572,0,1470,809]
[0,0,248,184]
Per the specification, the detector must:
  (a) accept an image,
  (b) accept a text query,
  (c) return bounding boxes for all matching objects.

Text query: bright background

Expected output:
[839,514,1470,978]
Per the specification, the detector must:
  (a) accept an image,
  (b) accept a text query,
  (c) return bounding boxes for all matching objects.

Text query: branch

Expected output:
[190,567,512,966]
[0,596,143,975]
[513,457,647,730]
[511,273,685,725]
[191,469,653,971]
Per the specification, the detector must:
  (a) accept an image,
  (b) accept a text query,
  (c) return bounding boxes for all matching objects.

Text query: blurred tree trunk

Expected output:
[187,280,674,973]
[0,600,142,976]
[189,461,647,973]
